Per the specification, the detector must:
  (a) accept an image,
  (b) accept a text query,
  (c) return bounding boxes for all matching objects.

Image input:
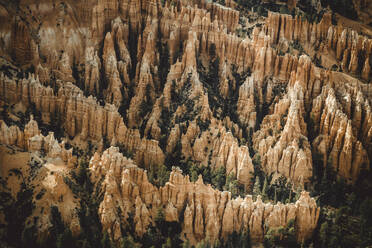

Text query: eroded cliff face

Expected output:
[310,74,371,183]
[0,116,80,242]
[0,73,165,169]
[0,116,76,166]
[0,0,371,246]
[91,146,319,245]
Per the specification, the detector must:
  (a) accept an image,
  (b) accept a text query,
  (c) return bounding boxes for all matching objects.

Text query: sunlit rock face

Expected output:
[91,147,320,244]
[0,0,371,246]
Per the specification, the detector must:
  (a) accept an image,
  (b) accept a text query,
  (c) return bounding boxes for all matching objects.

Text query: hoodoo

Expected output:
[0,0,371,247]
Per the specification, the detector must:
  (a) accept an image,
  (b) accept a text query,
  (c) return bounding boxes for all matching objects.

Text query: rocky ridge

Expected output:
[0,116,76,166]
[0,0,371,246]
[91,146,319,245]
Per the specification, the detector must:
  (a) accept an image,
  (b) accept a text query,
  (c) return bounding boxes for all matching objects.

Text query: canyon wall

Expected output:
[91,146,320,245]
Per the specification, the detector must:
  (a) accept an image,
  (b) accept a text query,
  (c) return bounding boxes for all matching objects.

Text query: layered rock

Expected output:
[10,16,35,65]
[264,11,371,82]
[265,11,332,47]
[127,19,158,127]
[210,129,254,186]
[160,3,247,70]
[0,116,76,166]
[311,81,371,183]
[249,55,323,184]
[0,117,81,238]
[84,47,101,95]
[253,80,313,185]
[91,147,320,245]
[327,26,372,81]
[206,0,239,32]
[0,0,371,245]
[102,32,124,107]
[0,73,164,169]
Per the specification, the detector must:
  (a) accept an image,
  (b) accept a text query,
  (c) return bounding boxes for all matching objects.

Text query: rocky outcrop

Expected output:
[1,0,371,245]
[127,18,158,128]
[264,11,371,82]
[327,26,372,81]
[84,47,101,95]
[310,80,371,183]
[10,16,35,65]
[265,11,332,46]
[102,32,124,107]
[352,0,372,26]
[160,3,250,71]
[91,147,320,245]
[0,116,76,166]
[210,129,254,186]
[206,1,239,32]
[253,79,313,185]
[249,55,326,185]
[0,73,164,169]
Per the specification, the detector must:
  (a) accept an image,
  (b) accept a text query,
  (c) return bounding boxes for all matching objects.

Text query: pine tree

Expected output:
[319,222,328,247]
[190,164,199,182]
[158,164,170,186]
[182,239,191,248]
[56,229,74,248]
[262,177,268,200]
[159,43,170,88]
[288,187,292,203]
[101,232,112,248]
[155,207,166,232]
[77,157,88,185]
[253,176,261,199]
[212,166,226,190]
[297,187,302,200]
[121,235,136,248]
[162,237,172,248]
[240,230,252,248]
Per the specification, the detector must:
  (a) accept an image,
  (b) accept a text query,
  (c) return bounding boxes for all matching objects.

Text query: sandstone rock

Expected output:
[328,27,372,81]
[90,149,320,245]
[0,1,369,245]
[311,85,370,183]
[211,130,254,186]
[102,32,123,107]
[0,120,24,148]
[0,72,163,169]
[0,117,76,166]
[84,47,101,95]
[265,12,331,46]
[10,16,34,65]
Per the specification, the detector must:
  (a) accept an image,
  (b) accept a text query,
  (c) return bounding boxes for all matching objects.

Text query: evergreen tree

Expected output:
[211,166,226,190]
[159,43,170,89]
[294,187,302,202]
[56,229,74,248]
[162,237,172,248]
[121,235,136,248]
[224,173,241,198]
[182,239,191,248]
[191,170,198,182]
[101,232,112,248]
[241,230,252,248]
[155,207,166,231]
[262,177,268,200]
[158,164,170,186]
[253,176,261,198]
[190,164,199,182]
[319,222,328,247]
[77,157,89,185]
